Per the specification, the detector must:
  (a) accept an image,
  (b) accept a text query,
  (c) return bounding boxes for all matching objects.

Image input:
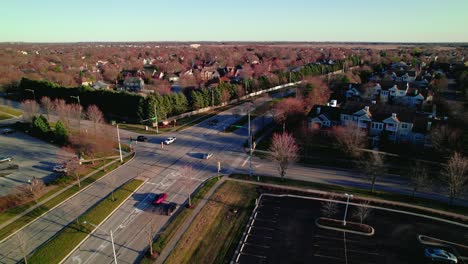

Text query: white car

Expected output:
[0,157,13,163]
[424,248,458,263]
[202,153,213,160]
[164,137,176,145]
[53,164,67,173]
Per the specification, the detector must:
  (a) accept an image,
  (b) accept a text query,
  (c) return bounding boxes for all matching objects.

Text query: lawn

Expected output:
[164,181,257,264]
[140,177,220,264]
[28,178,144,264]
[229,174,468,219]
[0,112,12,120]
[0,154,134,241]
[0,105,22,117]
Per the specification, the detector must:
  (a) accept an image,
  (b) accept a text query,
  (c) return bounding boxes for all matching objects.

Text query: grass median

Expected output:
[27,178,144,264]
[141,177,220,263]
[230,174,468,219]
[0,105,22,117]
[0,154,134,241]
[164,181,257,264]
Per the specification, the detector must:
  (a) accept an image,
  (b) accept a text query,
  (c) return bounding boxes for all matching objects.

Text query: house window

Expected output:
[401,123,409,129]
[343,115,349,121]
[371,123,383,130]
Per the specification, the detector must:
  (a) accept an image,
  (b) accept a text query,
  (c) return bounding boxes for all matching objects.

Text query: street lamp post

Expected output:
[153,105,158,134]
[343,193,353,226]
[70,95,80,105]
[83,221,118,264]
[116,124,123,163]
[25,89,35,101]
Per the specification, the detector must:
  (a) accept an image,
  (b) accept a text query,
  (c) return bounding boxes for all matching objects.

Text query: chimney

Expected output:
[364,106,370,112]
[371,100,377,104]
[414,89,418,95]
[427,121,432,131]
[406,83,410,90]
[316,107,321,115]
[391,113,397,119]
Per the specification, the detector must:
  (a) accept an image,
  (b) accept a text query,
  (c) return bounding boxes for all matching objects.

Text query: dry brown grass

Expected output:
[164,181,257,264]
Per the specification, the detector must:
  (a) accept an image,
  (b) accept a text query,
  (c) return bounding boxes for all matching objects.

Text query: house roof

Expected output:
[309,105,341,121]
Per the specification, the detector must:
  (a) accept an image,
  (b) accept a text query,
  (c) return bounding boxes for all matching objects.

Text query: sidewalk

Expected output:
[155,177,226,264]
[0,154,129,234]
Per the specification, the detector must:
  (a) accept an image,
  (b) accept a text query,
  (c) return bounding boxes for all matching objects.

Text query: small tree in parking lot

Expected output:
[321,196,339,218]
[352,200,372,224]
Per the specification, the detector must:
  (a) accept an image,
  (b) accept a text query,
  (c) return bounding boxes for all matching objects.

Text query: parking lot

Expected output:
[235,194,468,264]
[0,129,73,195]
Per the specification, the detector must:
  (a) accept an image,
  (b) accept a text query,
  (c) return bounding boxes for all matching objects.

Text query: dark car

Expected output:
[208,119,219,126]
[2,128,15,135]
[152,193,167,205]
[166,202,178,216]
[137,135,148,142]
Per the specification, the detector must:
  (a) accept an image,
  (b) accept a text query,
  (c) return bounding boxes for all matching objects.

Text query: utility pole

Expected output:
[153,104,159,134]
[116,124,123,163]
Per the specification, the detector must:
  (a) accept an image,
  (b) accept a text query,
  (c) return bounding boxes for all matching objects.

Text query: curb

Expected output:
[314,218,375,236]
[58,178,148,264]
[0,152,136,244]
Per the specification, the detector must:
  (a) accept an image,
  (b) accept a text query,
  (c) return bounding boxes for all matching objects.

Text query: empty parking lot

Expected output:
[234,194,468,264]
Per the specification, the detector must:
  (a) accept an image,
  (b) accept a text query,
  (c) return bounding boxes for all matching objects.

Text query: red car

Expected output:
[152,193,167,205]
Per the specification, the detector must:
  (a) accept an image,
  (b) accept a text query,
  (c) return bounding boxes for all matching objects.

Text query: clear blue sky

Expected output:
[2,0,467,42]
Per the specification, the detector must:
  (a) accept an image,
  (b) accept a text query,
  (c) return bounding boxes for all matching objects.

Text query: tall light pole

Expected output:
[343,193,353,226]
[70,95,80,105]
[116,124,123,163]
[25,89,35,101]
[83,221,118,264]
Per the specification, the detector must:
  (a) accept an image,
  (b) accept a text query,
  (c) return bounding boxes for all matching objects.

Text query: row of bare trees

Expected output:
[22,97,104,133]
[267,129,467,205]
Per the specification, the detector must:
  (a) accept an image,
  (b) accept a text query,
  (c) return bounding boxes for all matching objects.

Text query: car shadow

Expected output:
[186,152,203,159]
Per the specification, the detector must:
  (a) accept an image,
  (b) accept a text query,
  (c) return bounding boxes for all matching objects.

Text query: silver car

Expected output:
[0,157,13,163]
[424,248,458,263]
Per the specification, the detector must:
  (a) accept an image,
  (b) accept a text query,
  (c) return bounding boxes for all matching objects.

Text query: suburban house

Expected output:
[371,83,430,107]
[123,77,144,92]
[308,102,439,145]
[390,71,417,82]
[345,83,361,99]
[92,80,109,90]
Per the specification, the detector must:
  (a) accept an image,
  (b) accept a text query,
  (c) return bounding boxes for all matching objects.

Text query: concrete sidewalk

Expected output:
[155,176,226,264]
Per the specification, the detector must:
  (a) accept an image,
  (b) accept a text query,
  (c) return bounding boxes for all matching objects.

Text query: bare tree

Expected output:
[268,132,299,180]
[145,215,156,257]
[69,103,83,130]
[359,152,386,193]
[333,122,367,157]
[442,152,468,205]
[53,99,70,127]
[408,162,429,199]
[40,96,53,120]
[86,104,104,135]
[352,200,372,224]
[65,158,81,188]
[321,196,339,218]
[430,125,461,153]
[21,100,39,123]
[16,230,28,264]
[180,165,195,207]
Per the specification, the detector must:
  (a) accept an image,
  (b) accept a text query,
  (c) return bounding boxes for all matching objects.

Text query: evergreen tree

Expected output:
[54,120,68,145]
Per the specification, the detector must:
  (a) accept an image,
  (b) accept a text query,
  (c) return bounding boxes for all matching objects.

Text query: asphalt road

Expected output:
[61,98,269,264]
[0,96,262,264]
[235,155,468,206]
